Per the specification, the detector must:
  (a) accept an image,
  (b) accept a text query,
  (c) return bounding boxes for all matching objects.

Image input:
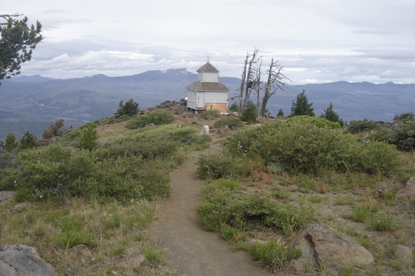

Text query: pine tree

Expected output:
[114,99,139,118]
[290,90,315,117]
[321,103,344,126]
[5,133,18,152]
[0,14,43,79]
[18,131,37,150]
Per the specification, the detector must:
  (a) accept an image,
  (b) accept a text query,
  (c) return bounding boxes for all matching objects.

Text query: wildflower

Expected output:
[39,195,43,199]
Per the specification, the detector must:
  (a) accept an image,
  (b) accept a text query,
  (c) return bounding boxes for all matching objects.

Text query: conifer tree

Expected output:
[321,102,344,126]
[290,90,315,117]
[0,14,43,79]
[5,133,18,152]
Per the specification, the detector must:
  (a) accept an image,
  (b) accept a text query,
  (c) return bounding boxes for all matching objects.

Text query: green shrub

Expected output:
[197,153,251,180]
[199,109,221,120]
[394,112,415,123]
[77,122,98,151]
[229,102,238,112]
[18,131,38,151]
[347,119,378,134]
[287,115,341,129]
[348,205,375,223]
[214,117,244,130]
[126,109,175,129]
[241,102,257,123]
[369,214,397,231]
[12,142,171,202]
[223,120,399,175]
[360,140,399,175]
[5,133,18,152]
[391,121,415,151]
[54,230,89,250]
[248,240,301,272]
[198,182,314,235]
[103,126,195,159]
[114,99,139,118]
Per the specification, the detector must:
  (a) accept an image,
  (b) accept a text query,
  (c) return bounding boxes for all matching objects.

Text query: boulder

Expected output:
[397,176,415,200]
[393,244,413,262]
[288,224,373,273]
[0,244,55,276]
[200,125,210,134]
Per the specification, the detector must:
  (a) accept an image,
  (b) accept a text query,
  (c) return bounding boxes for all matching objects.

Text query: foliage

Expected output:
[248,240,301,271]
[77,122,98,151]
[394,112,415,124]
[0,14,43,79]
[9,143,171,202]
[126,109,174,129]
[197,153,251,180]
[214,117,244,130]
[290,90,315,117]
[347,119,378,134]
[43,119,64,140]
[369,214,397,231]
[366,118,415,152]
[0,198,161,274]
[199,109,221,120]
[114,99,139,118]
[277,109,284,117]
[103,126,196,159]
[18,131,37,151]
[320,102,344,126]
[241,102,257,123]
[223,120,399,175]
[197,181,314,236]
[389,121,415,151]
[287,115,341,129]
[5,133,18,152]
[229,102,238,112]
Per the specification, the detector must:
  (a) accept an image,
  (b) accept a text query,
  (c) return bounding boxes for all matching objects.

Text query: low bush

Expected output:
[214,117,244,130]
[197,181,314,235]
[223,120,399,176]
[197,153,251,180]
[126,109,174,129]
[347,119,378,134]
[241,103,257,123]
[369,214,397,231]
[199,109,221,120]
[9,142,171,202]
[102,126,196,159]
[287,115,341,129]
[248,240,301,272]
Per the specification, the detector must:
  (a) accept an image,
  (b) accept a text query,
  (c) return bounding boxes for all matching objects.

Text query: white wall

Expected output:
[203,91,228,103]
[198,72,219,82]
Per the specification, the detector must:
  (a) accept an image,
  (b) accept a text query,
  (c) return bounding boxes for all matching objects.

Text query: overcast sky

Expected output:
[3,0,415,84]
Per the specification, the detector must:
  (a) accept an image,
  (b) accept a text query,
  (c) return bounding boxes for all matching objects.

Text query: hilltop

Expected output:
[1,103,414,275]
[1,69,415,140]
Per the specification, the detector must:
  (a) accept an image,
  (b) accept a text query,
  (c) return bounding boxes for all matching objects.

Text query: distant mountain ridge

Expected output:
[1,69,414,140]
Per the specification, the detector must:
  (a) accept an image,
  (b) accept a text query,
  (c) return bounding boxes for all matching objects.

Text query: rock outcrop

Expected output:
[288,224,374,273]
[0,244,55,276]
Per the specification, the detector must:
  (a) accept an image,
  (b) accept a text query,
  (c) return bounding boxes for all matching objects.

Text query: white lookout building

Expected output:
[186,62,229,113]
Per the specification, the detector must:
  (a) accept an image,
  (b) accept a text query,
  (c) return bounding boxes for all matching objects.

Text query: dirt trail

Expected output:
[150,139,271,276]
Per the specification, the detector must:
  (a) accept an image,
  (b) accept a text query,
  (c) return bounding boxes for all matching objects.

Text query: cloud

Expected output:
[4,0,415,84]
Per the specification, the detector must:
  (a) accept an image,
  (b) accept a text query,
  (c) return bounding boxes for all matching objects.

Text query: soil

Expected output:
[149,116,272,275]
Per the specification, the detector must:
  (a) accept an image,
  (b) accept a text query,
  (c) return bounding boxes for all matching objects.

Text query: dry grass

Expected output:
[0,197,177,275]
